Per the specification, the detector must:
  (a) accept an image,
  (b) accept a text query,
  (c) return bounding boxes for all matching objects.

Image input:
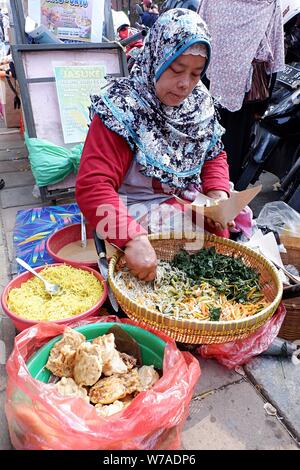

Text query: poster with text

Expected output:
[54,65,107,144]
[31,0,105,42]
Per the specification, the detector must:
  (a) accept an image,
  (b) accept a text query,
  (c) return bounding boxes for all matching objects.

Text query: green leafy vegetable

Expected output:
[172,248,263,304]
[209,307,222,321]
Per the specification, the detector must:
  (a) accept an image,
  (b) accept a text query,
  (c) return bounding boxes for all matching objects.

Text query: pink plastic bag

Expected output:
[197,303,286,369]
[5,316,200,450]
[230,205,254,239]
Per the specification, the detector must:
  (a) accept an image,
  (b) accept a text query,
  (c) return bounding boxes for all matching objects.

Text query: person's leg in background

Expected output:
[218,74,277,185]
[219,103,257,185]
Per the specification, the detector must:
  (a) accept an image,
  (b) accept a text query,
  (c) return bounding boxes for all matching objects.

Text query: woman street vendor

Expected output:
[76,9,232,283]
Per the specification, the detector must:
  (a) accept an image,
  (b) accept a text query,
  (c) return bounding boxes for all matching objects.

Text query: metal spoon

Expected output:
[253,246,300,285]
[270,258,300,285]
[80,213,87,248]
[16,258,62,296]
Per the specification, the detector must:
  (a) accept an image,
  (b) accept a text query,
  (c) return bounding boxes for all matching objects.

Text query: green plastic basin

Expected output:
[26,322,166,383]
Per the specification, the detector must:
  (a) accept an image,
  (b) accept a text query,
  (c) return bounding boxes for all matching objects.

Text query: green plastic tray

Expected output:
[26,322,166,383]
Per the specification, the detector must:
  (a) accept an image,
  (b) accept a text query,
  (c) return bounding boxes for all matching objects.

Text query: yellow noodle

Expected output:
[7,265,103,321]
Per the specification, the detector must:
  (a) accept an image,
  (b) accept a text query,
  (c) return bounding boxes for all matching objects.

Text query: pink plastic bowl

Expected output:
[46,223,98,269]
[1,263,108,331]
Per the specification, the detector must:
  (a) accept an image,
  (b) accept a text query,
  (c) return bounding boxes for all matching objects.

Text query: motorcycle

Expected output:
[235,63,300,196]
[235,1,300,210]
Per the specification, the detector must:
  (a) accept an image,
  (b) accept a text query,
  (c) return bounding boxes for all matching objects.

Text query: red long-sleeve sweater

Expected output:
[76,115,230,247]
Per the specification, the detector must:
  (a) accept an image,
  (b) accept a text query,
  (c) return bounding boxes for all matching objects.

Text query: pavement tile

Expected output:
[0,133,24,150]
[3,171,35,188]
[0,314,16,357]
[245,356,300,441]
[193,356,242,397]
[2,205,44,233]
[182,381,298,450]
[0,391,12,450]
[0,127,20,134]
[0,246,9,277]
[0,186,42,209]
[0,365,6,391]
[0,308,16,450]
[0,316,15,450]
[0,311,16,455]
[6,231,14,263]
[0,127,20,133]
[0,277,9,289]
[0,160,30,173]
[0,148,28,161]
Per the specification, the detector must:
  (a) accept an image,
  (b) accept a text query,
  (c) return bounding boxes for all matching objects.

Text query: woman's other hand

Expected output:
[125,235,157,281]
[205,190,235,230]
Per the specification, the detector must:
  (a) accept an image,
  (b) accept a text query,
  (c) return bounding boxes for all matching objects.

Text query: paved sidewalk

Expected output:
[0,126,38,450]
[0,124,299,450]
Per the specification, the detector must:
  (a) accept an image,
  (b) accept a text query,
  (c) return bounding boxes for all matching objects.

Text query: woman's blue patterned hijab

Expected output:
[91,9,224,190]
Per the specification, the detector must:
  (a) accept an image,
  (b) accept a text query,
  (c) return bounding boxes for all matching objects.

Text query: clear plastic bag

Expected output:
[197,303,286,369]
[31,184,40,199]
[256,201,300,236]
[5,316,200,450]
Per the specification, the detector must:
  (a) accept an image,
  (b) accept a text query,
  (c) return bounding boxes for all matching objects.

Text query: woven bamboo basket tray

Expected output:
[108,233,283,344]
[279,235,300,341]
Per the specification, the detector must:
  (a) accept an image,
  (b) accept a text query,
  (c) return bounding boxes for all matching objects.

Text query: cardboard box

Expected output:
[0,77,21,128]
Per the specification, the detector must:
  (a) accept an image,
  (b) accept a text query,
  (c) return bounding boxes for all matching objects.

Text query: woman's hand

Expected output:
[206,190,229,200]
[205,190,235,231]
[125,235,157,281]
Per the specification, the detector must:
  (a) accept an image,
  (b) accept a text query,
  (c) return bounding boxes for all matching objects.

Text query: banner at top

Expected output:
[29,0,104,43]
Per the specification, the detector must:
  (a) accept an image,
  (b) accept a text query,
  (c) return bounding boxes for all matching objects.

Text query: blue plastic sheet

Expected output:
[14,204,81,273]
